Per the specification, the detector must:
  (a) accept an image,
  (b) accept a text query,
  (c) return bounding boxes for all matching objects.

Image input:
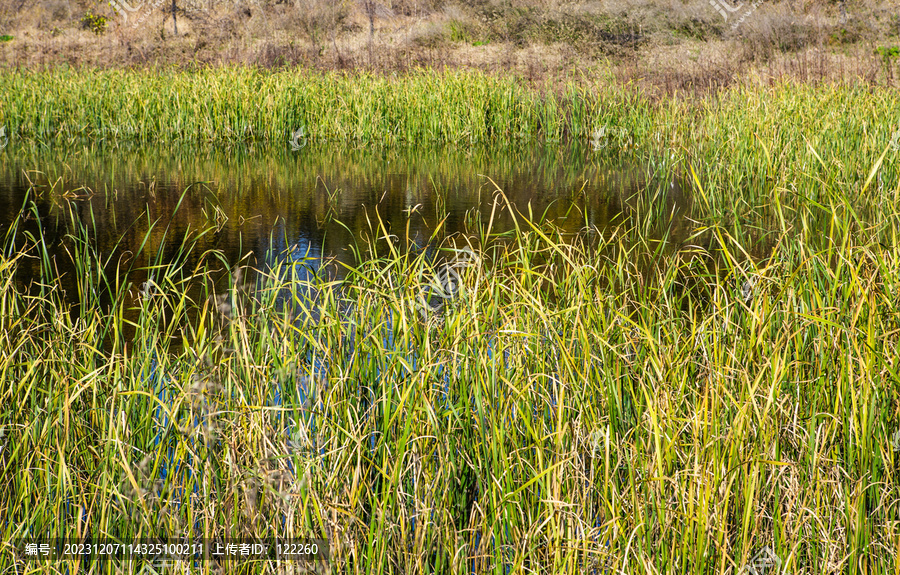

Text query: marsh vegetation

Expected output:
[1,70,900,573]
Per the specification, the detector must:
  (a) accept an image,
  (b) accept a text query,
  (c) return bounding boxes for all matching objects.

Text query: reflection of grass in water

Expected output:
[3,151,900,572]
[1,141,665,276]
[3,68,898,224]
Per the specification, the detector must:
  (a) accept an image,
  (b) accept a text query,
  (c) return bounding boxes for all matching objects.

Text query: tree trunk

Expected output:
[172,0,177,36]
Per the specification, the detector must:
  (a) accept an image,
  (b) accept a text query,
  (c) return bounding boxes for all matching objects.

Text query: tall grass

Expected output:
[1,67,898,219]
[0,68,620,145]
[1,68,900,573]
[2,163,900,572]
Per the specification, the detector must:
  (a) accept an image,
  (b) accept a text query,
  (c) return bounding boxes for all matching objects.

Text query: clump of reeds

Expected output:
[2,159,900,573]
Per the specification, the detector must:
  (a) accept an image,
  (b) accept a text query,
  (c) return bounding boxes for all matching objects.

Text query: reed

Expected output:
[2,69,900,573]
[2,157,900,572]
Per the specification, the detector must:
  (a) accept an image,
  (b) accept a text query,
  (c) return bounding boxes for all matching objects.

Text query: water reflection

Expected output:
[0,141,691,288]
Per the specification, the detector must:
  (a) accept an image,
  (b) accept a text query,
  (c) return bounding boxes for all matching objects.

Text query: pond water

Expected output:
[0,142,694,297]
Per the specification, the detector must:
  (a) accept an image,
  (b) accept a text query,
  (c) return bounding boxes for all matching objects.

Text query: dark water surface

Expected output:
[0,141,734,356]
[0,142,692,281]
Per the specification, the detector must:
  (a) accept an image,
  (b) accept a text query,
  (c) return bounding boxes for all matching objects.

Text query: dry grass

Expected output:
[0,0,898,93]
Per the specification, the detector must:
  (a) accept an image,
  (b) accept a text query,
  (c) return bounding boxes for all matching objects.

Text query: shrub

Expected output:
[80,12,108,35]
